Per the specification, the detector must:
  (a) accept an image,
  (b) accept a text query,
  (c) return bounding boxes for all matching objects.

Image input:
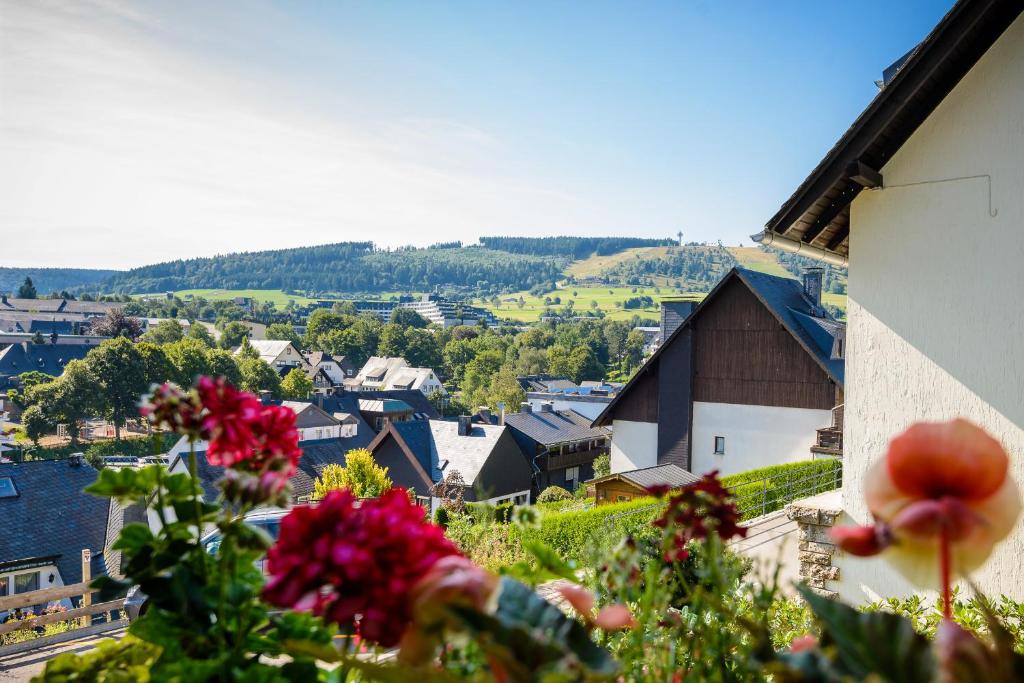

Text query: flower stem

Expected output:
[188,442,207,581]
[940,525,952,620]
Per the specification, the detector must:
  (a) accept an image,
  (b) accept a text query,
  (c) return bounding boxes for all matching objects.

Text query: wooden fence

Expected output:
[0,549,125,657]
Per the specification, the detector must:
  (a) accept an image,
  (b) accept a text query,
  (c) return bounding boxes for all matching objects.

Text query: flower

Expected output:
[653,472,746,562]
[139,382,206,440]
[832,419,1020,590]
[788,634,818,653]
[246,403,302,476]
[263,488,461,647]
[556,583,637,631]
[195,376,263,468]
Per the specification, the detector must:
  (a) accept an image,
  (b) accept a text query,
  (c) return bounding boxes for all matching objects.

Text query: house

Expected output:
[165,395,375,504]
[593,267,844,478]
[304,351,356,385]
[236,340,310,373]
[503,403,610,495]
[753,0,1024,601]
[0,342,91,390]
[589,464,700,506]
[348,356,444,395]
[358,398,415,432]
[352,356,408,391]
[305,365,335,392]
[381,366,445,396]
[0,458,111,610]
[367,417,532,513]
[516,375,578,393]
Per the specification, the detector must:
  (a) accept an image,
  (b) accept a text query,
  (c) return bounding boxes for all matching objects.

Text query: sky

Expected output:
[0,0,953,270]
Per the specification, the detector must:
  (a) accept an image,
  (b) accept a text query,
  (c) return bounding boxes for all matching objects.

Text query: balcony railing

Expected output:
[545,446,606,471]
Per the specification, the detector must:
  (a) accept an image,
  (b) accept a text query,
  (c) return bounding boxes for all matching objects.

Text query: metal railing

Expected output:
[600,460,843,534]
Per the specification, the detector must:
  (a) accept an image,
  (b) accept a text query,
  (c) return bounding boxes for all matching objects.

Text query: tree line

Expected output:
[478,236,675,259]
[600,245,738,289]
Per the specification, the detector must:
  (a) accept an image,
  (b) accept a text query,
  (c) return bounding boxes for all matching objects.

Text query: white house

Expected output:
[593,268,844,478]
[381,366,446,396]
[353,356,408,391]
[237,340,310,374]
[754,0,1024,602]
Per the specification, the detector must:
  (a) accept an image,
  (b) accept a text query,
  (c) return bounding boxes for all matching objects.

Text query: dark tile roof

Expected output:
[0,460,110,584]
[28,320,75,335]
[734,268,844,386]
[357,389,440,420]
[280,401,341,429]
[590,464,699,490]
[0,343,91,386]
[305,351,332,367]
[504,409,608,446]
[103,498,147,580]
[391,420,437,479]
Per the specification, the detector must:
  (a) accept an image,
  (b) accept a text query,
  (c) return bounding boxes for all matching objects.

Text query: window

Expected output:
[0,477,17,498]
[714,436,726,455]
[14,572,39,594]
[0,576,8,596]
[565,466,579,488]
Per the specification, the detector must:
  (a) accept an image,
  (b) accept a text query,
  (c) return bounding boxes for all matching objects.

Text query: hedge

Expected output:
[722,458,841,521]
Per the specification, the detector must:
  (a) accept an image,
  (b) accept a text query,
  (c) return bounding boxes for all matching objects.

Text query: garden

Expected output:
[32,379,1024,681]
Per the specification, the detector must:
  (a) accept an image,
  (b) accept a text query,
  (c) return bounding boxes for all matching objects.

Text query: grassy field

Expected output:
[480,285,704,323]
[565,246,674,278]
[147,289,324,306]
[727,246,792,277]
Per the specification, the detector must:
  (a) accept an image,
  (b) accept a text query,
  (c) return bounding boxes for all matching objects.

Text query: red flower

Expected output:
[246,403,302,477]
[195,377,263,468]
[263,488,461,647]
[653,472,746,562]
[139,382,206,440]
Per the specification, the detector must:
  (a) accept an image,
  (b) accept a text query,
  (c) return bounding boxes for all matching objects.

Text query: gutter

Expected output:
[750,230,849,268]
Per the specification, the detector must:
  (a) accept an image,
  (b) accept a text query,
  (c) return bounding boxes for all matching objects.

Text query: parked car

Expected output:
[123,508,287,622]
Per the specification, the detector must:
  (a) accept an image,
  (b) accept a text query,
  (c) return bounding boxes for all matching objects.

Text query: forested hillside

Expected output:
[479,236,674,259]
[0,267,120,295]
[771,248,848,294]
[596,245,738,289]
[99,242,563,295]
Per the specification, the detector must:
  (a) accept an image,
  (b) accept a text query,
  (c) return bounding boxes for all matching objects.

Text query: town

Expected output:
[1,0,1021,680]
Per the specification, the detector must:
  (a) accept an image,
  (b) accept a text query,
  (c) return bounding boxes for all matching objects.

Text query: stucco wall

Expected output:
[838,15,1024,603]
[609,419,657,473]
[691,401,831,477]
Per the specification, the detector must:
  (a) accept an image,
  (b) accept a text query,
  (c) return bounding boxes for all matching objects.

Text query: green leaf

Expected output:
[86,465,159,502]
[797,584,936,682]
[450,577,617,680]
[113,522,156,554]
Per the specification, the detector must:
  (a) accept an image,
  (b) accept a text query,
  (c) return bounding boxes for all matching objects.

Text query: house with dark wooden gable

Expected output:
[593,266,844,478]
[367,417,532,514]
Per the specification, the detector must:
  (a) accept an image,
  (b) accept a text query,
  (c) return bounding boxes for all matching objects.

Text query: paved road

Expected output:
[730,511,800,593]
[0,628,127,682]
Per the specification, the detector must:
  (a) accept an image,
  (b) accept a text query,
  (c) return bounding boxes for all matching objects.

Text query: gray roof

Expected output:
[281,401,341,429]
[593,464,700,490]
[357,389,440,420]
[0,343,91,387]
[516,375,577,392]
[504,409,608,446]
[358,399,413,414]
[386,420,508,485]
[0,460,110,584]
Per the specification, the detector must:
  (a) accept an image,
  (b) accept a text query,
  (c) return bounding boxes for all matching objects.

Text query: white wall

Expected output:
[838,15,1024,603]
[609,419,658,473]
[691,401,831,477]
[0,563,66,616]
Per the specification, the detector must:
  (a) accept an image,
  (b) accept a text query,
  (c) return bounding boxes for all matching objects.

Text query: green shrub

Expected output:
[536,486,573,503]
[434,506,450,529]
[722,458,841,521]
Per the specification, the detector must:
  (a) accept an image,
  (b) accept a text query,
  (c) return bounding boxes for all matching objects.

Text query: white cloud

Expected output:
[0,1,605,269]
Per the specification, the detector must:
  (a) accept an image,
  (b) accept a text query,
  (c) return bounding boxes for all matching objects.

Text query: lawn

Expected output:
[161,289,326,306]
[479,285,705,323]
[565,246,675,278]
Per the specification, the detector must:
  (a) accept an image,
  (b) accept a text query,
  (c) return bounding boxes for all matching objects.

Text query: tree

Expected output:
[136,342,176,387]
[86,338,146,440]
[390,307,428,329]
[237,357,281,396]
[236,336,259,360]
[513,347,547,376]
[219,321,251,350]
[187,323,216,348]
[622,329,646,372]
[280,367,313,400]
[205,349,243,387]
[443,338,476,386]
[17,277,37,299]
[462,350,504,407]
[402,328,442,370]
[430,469,466,514]
[537,486,573,503]
[165,338,213,387]
[266,323,301,348]
[21,405,50,446]
[144,320,184,345]
[376,323,408,358]
[53,360,99,445]
[30,331,46,345]
[312,449,392,500]
[92,308,142,339]
[592,453,611,478]
[482,368,525,413]
[304,310,349,348]
[331,301,357,316]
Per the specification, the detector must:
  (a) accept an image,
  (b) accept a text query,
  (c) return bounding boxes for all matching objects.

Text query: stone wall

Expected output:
[786,490,842,598]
